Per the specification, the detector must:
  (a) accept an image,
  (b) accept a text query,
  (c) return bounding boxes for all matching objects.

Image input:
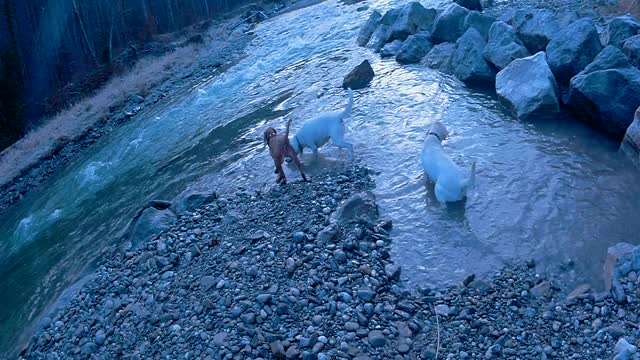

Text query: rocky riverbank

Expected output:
[18,165,640,359]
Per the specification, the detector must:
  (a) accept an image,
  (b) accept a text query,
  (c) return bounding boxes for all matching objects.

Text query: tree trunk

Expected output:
[72,0,97,65]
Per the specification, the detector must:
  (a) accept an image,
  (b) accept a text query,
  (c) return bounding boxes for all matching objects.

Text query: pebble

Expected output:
[368,330,386,347]
[94,330,106,345]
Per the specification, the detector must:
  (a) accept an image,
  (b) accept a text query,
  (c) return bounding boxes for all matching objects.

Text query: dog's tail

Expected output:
[340,88,354,120]
[285,118,292,139]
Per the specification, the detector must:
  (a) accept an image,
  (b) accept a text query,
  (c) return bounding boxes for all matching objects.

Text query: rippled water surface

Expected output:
[2,0,640,353]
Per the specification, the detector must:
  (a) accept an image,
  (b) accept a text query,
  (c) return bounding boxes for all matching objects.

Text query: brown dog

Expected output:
[263,119,308,184]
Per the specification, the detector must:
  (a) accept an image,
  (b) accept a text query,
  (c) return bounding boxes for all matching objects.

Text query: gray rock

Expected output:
[357,11,382,47]
[343,60,375,90]
[422,42,456,74]
[81,342,98,355]
[568,46,640,137]
[385,264,401,281]
[602,15,640,49]
[512,8,560,53]
[452,28,496,85]
[130,207,177,249]
[546,18,603,84]
[213,332,227,346]
[286,346,301,359]
[621,107,640,162]
[434,304,450,316]
[366,25,392,52]
[583,45,633,73]
[94,330,106,346]
[483,21,529,70]
[170,190,216,214]
[334,249,348,263]
[292,231,307,243]
[430,3,470,44]
[200,275,216,290]
[495,52,559,120]
[396,32,433,64]
[390,2,437,41]
[463,11,495,40]
[381,8,401,26]
[317,223,341,243]
[271,340,286,358]
[530,280,552,298]
[455,0,482,11]
[345,322,360,331]
[257,294,272,304]
[241,312,256,324]
[381,40,404,58]
[623,35,640,68]
[614,338,638,360]
[332,191,378,225]
[357,288,375,302]
[368,330,387,347]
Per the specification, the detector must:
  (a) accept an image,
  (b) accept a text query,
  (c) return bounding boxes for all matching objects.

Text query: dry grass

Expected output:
[600,0,640,19]
[0,45,201,185]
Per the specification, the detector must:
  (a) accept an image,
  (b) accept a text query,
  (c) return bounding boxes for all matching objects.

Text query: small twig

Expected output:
[430,303,441,359]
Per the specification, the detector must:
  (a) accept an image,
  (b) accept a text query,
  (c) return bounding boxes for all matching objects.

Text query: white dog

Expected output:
[289,88,354,159]
[421,122,476,203]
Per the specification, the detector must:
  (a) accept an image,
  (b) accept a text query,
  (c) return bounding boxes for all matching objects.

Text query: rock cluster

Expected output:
[356,1,640,154]
[21,165,640,359]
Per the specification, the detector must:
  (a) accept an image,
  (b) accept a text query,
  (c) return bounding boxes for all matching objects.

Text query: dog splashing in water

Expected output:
[421,121,476,203]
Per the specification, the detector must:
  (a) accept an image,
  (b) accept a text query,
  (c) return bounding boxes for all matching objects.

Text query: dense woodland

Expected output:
[0,0,270,150]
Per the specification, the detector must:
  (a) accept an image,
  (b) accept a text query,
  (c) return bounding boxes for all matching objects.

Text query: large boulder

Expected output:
[380,7,401,26]
[455,0,482,11]
[601,15,640,49]
[621,107,640,163]
[512,8,560,53]
[568,46,640,138]
[366,24,392,52]
[603,243,640,303]
[396,32,433,64]
[421,42,456,74]
[170,190,216,214]
[357,10,382,47]
[496,52,559,120]
[389,2,437,41]
[430,3,470,44]
[343,60,375,90]
[451,28,496,84]
[380,40,404,58]
[483,21,530,70]
[463,11,496,40]
[546,18,603,85]
[623,35,640,68]
[130,207,177,249]
[332,191,379,225]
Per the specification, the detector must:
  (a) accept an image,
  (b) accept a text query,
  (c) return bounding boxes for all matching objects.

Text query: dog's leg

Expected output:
[290,151,308,182]
[308,145,319,161]
[333,140,354,159]
[274,160,287,184]
[331,124,354,159]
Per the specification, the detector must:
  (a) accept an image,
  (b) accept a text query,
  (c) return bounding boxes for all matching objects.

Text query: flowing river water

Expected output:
[2,0,640,354]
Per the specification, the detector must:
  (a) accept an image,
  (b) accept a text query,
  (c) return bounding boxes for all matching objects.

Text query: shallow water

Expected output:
[1,0,640,354]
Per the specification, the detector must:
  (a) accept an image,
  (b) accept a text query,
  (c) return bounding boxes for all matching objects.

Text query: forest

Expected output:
[0,0,271,150]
